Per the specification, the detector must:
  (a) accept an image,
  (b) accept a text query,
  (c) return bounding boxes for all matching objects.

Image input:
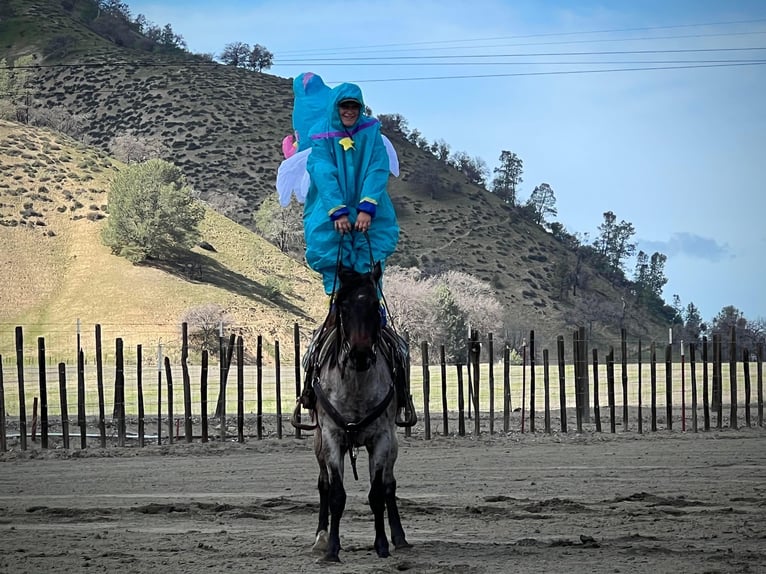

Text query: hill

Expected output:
[0,119,326,357]
[0,0,670,350]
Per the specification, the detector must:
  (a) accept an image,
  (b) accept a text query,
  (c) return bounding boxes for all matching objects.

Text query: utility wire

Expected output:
[333,61,766,84]
[2,59,763,97]
[276,46,766,64]
[276,17,766,55]
[4,46,766,71]
[280,30,766,57]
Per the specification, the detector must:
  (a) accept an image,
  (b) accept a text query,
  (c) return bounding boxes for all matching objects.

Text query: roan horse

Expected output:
[306,262,411,562]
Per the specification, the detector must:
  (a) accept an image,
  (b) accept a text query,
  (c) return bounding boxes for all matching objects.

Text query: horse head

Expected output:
[335,262,382,372]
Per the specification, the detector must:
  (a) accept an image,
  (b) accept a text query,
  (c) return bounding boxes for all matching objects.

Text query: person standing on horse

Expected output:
[296,80,415,427]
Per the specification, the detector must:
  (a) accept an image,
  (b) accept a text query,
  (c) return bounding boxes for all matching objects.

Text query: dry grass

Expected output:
[0,120,327,358]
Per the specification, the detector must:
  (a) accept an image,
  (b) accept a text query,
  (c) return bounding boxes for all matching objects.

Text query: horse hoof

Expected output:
[312,530,328,553]
[316,553,340,563]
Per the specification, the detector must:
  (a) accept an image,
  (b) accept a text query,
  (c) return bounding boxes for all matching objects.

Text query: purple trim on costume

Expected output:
[302,72,315,88]
[310,118,379,140]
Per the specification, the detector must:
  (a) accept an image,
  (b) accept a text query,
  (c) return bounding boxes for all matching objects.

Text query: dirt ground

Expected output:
[0,424,765,574]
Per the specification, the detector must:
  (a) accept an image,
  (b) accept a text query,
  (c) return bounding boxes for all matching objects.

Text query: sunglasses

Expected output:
[339,102,361,110]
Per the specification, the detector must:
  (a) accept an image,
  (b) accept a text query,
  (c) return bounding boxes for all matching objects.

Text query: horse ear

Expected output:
[338,265,354,286]
[372,261,382,283]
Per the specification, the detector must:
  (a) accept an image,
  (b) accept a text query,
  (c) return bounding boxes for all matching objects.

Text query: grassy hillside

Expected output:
[0,120,326,358]
[0,0,672,350]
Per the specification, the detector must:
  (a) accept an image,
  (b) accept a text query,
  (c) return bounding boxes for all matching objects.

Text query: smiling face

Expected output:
[338,100,361,127]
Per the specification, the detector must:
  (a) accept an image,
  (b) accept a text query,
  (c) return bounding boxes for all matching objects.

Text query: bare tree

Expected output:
[247,44,273,71]
[253,195,304,254]
[181,303,233,356]
[108,131,166,163]
[220,41,251,67]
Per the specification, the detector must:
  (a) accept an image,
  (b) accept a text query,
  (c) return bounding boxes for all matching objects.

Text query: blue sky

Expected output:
[126,0,766,323]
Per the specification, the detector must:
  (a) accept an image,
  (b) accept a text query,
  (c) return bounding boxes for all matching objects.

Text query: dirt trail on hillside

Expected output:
[0,429,765,573]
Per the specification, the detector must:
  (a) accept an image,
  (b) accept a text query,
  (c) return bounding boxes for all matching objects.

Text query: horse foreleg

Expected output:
[313,471,329,553]
[368,468,390,558]
[323,463,346,562]
[385,477,412,550]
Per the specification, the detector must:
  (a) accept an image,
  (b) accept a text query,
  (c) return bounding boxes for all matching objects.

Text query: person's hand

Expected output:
[355,211,372,233]
[334,215,352,234]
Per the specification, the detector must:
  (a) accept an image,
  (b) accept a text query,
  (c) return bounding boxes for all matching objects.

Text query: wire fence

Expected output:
[0,323,763,451]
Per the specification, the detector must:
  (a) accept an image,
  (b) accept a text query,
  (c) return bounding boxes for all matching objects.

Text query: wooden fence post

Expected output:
[137,345,145,448]
[77,349,86,449]
[488,333,494,435]
[556,336,567,433]
[701,337,710,431]
[37,337,48,449]
[276,339,283,440]
[157,341,163,445]
[471,330,481,436]
[621,329,628,432]
[256,335,263,440]
[57,363,69,449]
[440,345,449,436]
[690,343,698,433]
[714,334,723,429]
[164,356,173,444]
[421,341,431,440]
[665,344,673,431]
[116,338,126,447]
[575,330,586,433]
[650,342,657,432]
[729,326,738,429]
[592,348,601,433]
[503,344,510,433]
[607,346,615,433]
[181,323,193,443]
[201,350,209,443]
[0,355,6,452]
[636,340,642,434]
[15,327,27,451]
[95,325,106,448]
[543,349,551,434]
[457,364,465,437]
[528,331,535,434]
[743,349,751,428]
[237,335,245,443]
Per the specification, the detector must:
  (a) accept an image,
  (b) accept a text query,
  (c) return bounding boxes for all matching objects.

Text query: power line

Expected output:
[5,46,764,71]
[280,30,766,57]
[276,46,766,65]
[331,61,766,84]
[2,59,762,97]
[276,17,766,55]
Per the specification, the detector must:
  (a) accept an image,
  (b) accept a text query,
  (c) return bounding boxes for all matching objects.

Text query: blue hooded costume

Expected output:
[291,72,330,153]
[303,82,400,294]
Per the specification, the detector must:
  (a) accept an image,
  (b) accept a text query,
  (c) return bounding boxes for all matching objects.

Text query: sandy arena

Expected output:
[0,426,764,574]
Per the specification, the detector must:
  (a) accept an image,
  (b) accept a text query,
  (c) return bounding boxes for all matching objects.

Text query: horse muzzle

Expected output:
[347,345,377,371]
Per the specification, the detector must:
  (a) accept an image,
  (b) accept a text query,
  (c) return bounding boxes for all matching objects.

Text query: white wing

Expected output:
[275,136,399,206]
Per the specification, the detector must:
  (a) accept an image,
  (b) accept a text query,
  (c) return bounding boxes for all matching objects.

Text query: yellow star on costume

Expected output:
[339,137,355,151]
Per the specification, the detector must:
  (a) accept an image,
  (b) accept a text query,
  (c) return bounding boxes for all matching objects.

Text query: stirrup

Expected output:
[395,395,417,428]
[291,400,317,431]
